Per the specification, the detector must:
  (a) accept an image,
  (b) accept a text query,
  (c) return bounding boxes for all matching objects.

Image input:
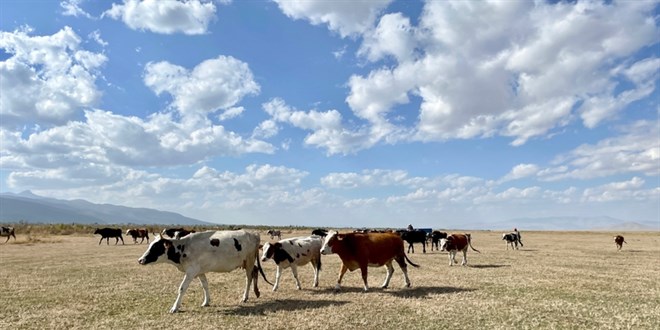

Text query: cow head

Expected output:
[261,242,279,261]
[439,237,452,251]
[138,235,182,265]
[320,231,340,255]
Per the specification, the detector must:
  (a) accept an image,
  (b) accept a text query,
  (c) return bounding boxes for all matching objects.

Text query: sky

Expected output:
[0,0,658,229]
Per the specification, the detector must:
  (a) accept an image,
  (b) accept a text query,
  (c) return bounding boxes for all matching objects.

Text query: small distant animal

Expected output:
[430,231,448,251]
[267,229,282,240]
[320,231,419,291]
[137,230,271,313]
[311,228,328,237]
[94,228,124,245]
[126,229,149,244]
[1,226,16,243]
[161,228,195,239]
[260,236,323,291]
[502,233,522,250]
[400,229,428,253]
[440,233,481,266]
[614,235,626,250]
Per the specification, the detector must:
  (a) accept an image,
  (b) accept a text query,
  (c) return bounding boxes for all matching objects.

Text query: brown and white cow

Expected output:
[1,226,16,243]
[320,231,419,292]
[126,229,149,244]
[260,236,323,291]
[440,233,481,266]
[614,235,626,251]
[138,230,271,313]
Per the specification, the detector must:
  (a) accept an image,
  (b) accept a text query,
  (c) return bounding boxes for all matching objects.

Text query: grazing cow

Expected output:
[138,230,271,313]
[430,231,448,251]
[1,226,16,243]
[311,228,328,237]
[94,228,124,245]
[440,233,481,266]
[400,230,428,253]
[502,233,521,250]
[267,229,282,240]
[614,235,626,250]
[126,229,150,244]
[260,236,323,291]
[320,231,419,291]
[161,228,195,239]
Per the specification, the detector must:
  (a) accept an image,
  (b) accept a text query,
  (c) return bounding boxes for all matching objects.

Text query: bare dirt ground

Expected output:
[1,229,658,329]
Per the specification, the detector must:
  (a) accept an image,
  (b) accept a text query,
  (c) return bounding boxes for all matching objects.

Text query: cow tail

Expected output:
[467,234,481,253]
[404,254,420,268]
[255,253,274,286]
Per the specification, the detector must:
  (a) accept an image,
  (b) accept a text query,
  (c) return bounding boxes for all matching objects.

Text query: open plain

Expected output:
[1,229,659,329]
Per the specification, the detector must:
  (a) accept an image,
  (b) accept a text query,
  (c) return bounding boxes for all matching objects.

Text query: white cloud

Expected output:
[501,163,540,182]
[60,0,94,19]
[0,26,106,129]
[104,0,219,35]
[582,177,656,202]
[358,12,416,63]
[144,56,260,116]
[273,0,393,38]
[321,169,410,189]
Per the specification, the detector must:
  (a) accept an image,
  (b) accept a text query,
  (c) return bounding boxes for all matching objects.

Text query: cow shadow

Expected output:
[218,298,350,316]
[468,264,509,269]
[312,285,474,299]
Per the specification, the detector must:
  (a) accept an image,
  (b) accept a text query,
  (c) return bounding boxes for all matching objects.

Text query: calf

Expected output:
[1,226,16,243]
[430,231,447,251]
[138,230,271,313]
[126,229,149,244]
[321,231,419,292]
[261,236,322,291]
[502,233,521,250]
[94,228,124,245]
[440,233,480,266]
[614,235,626,250]
[161,227,195,239]
[400,229,428,253]
[267,229,282,240]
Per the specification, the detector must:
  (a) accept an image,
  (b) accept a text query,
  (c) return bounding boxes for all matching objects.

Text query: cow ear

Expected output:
[336,234,344,241]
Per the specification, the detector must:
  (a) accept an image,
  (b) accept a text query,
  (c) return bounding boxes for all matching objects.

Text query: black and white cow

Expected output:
[502,233,521,250]
[1,226,16,243]
[267,229,282,240]
[430,231,448,251]
[94,228,124,245]
[161,228,195,239]
[311,228,328,237]
[260,236,323,291]
[138,230,271,313]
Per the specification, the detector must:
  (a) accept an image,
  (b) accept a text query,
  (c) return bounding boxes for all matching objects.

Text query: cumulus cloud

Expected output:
[104,0,220,35]
[500,163,540,182]
[273,0,393,38]
[144,56,260,116]
[0,26,106,129]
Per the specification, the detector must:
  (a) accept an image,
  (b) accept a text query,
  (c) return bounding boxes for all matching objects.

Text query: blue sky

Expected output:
[1,0,658,229]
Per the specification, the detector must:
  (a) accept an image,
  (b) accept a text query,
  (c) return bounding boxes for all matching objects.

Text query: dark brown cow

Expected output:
[614,235,626,250]
[440,233,480,266]
[320,231,419,291]
[1,226,16,243]
[126,229,149,244]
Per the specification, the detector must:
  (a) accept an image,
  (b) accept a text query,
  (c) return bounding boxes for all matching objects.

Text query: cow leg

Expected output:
[198,274,211,307]
[422,241,426,253]
[394,256,411,288]
[448,251,455,266]
[98,237,103,245]
[106,237,110,245]
[359,264,369,292]
[335,264,348,291]
[171,273,195,313]
[252,265,260,298]
[291,264,302,290]
[461,249,468,266]
[273,266,282,291]
[242,262,255,302]
[381,261,394,289]
[120,236,124,245]
[312,259,320,288]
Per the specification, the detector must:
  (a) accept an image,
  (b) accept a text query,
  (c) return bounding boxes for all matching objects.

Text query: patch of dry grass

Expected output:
[1,230,658,329]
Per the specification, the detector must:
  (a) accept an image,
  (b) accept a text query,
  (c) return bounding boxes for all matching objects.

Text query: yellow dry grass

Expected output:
[1,230,658,330]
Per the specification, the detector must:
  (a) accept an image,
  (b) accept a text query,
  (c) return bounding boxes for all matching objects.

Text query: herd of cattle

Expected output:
[0,225,632,313]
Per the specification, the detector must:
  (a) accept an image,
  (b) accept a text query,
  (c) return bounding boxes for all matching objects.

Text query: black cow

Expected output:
[161,228,195,239]
[1,226,16,243]
[311,228,328,237]
[400,230,428,253]
[430,231,448,251]
[126,229,149,244]
[94,228,124,245]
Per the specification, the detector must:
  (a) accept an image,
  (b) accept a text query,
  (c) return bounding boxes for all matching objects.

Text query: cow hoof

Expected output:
[381,285,388,289]
[169,308,179,314]
[333,284,341,292]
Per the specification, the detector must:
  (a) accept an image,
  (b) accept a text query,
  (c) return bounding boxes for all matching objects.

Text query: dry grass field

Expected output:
[1,229,659,330]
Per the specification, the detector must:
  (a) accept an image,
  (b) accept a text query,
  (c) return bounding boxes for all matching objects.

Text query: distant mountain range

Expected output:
[0,191,211,226]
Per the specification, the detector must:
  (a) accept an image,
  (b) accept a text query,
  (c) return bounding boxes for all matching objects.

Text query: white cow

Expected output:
[138,230,271,313]
[261,236,323,291]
